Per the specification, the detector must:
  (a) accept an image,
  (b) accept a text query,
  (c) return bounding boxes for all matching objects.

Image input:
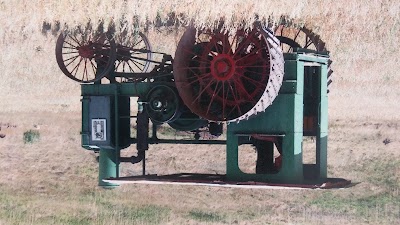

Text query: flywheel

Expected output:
[173,26,284,123]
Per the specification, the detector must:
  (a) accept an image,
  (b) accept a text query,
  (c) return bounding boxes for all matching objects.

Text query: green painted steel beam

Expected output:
[284,53,329,64]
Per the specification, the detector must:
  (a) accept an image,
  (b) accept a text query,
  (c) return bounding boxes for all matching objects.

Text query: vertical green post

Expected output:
[97,85,121,188]
[316,63,328,179]
[226,131,240,179]
[98,149,119,188]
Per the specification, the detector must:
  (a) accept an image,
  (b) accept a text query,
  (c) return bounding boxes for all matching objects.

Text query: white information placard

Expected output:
[91,119,107,141]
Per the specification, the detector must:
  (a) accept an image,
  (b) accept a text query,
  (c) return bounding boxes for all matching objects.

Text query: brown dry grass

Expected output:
[0,0,400,224]
[0,113,399,224]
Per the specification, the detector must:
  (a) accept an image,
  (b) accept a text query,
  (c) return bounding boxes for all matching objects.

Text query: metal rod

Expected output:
[120,115,138,118]
[142,151,146,176]
[152,123,158,140]
[130,138,226,145]
[114,87,120,178]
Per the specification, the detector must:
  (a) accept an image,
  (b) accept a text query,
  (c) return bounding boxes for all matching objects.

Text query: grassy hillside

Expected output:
[0,1,399,224]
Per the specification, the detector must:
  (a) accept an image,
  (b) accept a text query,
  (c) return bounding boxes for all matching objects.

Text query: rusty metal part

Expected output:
[55,30,116,83]
[173,26,284,123]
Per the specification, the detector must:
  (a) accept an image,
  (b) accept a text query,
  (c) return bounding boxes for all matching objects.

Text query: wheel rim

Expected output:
[174,27,282,122]
[114,31,152,82]
[55,29,116,83]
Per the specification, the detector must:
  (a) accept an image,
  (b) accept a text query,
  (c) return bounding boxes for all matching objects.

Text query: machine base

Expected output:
[104,173,351,190]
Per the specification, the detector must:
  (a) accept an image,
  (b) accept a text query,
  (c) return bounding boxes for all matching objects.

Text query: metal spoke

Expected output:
[64,55,79,67]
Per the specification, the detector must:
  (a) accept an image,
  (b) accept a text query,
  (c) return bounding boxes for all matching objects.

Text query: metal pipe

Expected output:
[130,138,226,145]
[114,88,120,178]
[119,150,145,164]
[142,150,146,176]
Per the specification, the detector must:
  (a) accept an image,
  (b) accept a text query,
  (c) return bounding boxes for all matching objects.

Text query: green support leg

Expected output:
[316,63,329,180]
[98,149,119,188]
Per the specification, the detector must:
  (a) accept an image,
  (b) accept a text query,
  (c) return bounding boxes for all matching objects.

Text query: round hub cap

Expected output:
[211,54,235,81]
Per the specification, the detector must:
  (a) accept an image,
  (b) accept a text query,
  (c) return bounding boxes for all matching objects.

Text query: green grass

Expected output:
[0,190,30,223]
[23,129,40,144]
[0,186,170,225]
[309,191,399,211]
[308,158,400,222]
[362,159,400,189]
[188,209,226,223]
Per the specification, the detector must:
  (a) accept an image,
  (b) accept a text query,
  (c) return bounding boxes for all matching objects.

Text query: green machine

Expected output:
[56,25,342,188]
[226,53,329,184]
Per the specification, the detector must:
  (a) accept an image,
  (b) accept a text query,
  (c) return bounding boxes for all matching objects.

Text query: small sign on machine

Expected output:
[92,119,106,141]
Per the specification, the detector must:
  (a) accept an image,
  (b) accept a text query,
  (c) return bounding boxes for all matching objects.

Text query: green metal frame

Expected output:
[226,53,329,183]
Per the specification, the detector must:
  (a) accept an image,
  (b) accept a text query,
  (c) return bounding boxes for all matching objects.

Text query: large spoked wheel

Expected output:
[114,31,152,82]
[174,27,279,122]
[274,25,332,92]
[274,25,327,53]
[55,29,116,83]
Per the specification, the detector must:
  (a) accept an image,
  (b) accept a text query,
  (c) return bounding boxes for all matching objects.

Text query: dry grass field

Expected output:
[0,0,400,224]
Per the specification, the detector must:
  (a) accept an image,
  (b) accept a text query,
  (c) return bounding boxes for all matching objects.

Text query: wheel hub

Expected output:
[211,54,235,81]
[150,99,165,111]
[78,44,95,58]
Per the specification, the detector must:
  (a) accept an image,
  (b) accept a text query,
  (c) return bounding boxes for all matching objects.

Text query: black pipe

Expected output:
[120,150,145,164]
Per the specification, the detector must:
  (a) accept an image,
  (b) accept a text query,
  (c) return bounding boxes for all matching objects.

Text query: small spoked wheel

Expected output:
[55,29,116,83]
[114,31,152,82]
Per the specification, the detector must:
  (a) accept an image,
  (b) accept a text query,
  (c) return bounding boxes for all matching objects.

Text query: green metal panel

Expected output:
[225,53,329,184]
[284,53,329,65]
[81,96,90,150]
[98,148,119,188]
[229,59,304,134]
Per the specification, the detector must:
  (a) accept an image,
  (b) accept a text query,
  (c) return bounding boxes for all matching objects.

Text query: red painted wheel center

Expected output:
[78,45,95,58]
[210,54,235,81]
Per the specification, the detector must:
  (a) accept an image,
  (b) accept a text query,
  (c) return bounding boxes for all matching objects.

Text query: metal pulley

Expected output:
[145,85,182,124]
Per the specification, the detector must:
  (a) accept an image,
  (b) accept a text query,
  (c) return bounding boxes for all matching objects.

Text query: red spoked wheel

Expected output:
[55,29,116,83]
[114,31,152,82]
[174,27,284,122]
